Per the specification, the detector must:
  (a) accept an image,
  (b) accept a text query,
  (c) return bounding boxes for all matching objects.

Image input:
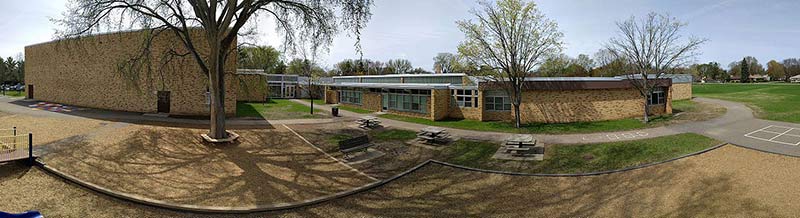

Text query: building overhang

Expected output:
[328,83,451,90]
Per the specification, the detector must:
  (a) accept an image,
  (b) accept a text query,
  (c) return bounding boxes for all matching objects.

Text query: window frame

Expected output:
[484,91,512,112]
[452,89,478,108]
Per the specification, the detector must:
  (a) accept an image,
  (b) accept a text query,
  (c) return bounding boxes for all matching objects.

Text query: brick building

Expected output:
[325,74,675,124]
[25,29,238,116]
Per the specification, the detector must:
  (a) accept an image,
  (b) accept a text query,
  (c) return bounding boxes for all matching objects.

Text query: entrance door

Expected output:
[285,86,295,98]
[26,85,33,99]
[157,91,170,113]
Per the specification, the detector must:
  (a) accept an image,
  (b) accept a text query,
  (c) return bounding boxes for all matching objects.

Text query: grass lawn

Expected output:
[379,114,670,135]
[694,83,800,123]
[337,105,374,114]
[0,90,25,97]
[302,99,327,105]
[378,99,721,135]
[236,100,328,120]
[438,133,721,174]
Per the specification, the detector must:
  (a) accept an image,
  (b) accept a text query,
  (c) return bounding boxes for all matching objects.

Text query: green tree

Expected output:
[433,53,458,74]
[458,0,564,128]
[741,58,750,83]
[766,60,786,80]
[694,62,725,81]
[537,54,571,77]
[238,46,285,74]
[783,58,800,82]
[385,59,413,74]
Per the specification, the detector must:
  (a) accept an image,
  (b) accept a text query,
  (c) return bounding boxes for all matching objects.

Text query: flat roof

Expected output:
[524,77,624,82]
[333,73,466,79]
[329,83,451,90]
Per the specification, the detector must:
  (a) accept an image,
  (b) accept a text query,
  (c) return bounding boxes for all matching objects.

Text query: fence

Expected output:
[0,127,33,164]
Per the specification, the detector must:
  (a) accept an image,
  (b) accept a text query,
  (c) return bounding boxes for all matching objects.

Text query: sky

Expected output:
[1,0,799,71]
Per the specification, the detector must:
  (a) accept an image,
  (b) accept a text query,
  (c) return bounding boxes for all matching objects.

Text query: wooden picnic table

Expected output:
[504,134,538,155]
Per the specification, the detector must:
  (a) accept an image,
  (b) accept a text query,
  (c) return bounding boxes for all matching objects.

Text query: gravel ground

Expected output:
[3,145,800,217]
[36,124,375,208]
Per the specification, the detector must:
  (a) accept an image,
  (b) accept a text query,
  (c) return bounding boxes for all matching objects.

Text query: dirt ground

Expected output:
[290,123,437,179]
[0,114,103,145]
[36,124,375,208]
[3,145,800,217]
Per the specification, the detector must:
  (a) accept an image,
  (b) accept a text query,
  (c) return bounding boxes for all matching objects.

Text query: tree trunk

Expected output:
[514,103,522,128]
[642,96,650,123]
[208,45,228,139]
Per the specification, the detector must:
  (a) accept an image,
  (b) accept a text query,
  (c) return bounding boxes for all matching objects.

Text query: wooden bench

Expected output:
[338,135,373,158]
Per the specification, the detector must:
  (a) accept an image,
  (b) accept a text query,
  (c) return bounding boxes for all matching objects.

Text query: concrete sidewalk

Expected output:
[292,98,800,156]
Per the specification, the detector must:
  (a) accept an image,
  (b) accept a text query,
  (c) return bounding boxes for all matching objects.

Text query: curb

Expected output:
[34,158,433,214]
[431,142,729,177]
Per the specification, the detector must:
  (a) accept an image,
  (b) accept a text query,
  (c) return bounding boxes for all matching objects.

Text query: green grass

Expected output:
[378,113,673,135]
[337,105,373,114]
[236,100,327,120]
[302,99,327,105]
[694,83,800,123]
[370,129,417,141]
[439,133,721,174]
[0,90,25,97]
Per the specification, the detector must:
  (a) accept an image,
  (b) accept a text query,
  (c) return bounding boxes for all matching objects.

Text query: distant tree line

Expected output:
[0,55,24,85]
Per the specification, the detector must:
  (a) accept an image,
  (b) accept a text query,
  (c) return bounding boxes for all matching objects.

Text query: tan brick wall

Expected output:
[430,89,450,120]
[25,29,237,116]
[517,88,658,123]
[448,90,482,120]
[236,74,269,102]
[671,83,692,100]
[362,92,383,112]
[324,89,339,104]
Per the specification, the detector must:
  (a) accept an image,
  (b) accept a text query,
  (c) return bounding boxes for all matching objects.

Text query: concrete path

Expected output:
[292,98,800,156]
[0,96,339,127]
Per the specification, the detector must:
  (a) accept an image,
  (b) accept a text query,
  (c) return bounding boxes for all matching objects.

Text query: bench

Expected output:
[338,135,373,158]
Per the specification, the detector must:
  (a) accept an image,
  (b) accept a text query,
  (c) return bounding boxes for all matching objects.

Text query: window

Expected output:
[340,90,362,104]
[385,92,428,113]
[647,88,666,105]
[452,89,478,108]
[484,90,511,111]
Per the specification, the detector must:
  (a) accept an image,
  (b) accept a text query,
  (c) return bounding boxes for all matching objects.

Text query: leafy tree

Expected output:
[537,54,571,77]
[740,58,750,83]
[458,0,563,128]
[385,59,413,74]
[573,54,594,73]
[238,46,285,74]
[605,12,706,122]
[694,62,725,81]
[766,60,786,80]
[433,53,458,74]
[409,67,431,74]
[783,58,800,82]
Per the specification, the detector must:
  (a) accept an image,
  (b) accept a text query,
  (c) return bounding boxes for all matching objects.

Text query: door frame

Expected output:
[157,91,171,113]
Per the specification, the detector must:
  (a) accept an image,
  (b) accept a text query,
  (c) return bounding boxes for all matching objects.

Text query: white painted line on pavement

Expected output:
[744,125,800,146]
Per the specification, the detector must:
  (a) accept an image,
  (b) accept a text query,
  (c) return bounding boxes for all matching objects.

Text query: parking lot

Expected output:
[745,125,800,146]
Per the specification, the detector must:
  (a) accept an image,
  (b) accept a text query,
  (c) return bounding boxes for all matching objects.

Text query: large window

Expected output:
[452,89,478,108]
[386,92,428,113]
[647,88,666,105]
[484,90,511,111]
[340,90,362,104]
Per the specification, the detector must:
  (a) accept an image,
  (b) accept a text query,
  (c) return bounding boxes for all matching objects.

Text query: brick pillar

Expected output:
[430,89,450,120]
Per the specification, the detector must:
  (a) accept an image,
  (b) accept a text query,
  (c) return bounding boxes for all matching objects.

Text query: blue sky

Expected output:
[1,0,798,70]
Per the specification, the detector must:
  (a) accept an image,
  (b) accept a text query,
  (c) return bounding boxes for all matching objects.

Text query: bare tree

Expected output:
[457,0,563,128]
[386,59,413,74]
[605,12,706,122]
[432,52,458,74]
[55,0,372,141]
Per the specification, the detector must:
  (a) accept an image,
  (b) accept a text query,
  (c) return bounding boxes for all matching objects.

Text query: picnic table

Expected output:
[356,116,382,129]
[504,134,539,155]
[417,126,450,144]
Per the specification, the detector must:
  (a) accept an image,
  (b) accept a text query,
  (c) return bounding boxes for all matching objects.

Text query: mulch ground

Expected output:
[3,145,800,217]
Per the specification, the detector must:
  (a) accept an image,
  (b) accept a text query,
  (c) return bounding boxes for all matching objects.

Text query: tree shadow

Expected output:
[37,126,374,207]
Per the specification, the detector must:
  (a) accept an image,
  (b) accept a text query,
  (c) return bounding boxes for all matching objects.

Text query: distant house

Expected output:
[749,74,770,82]
[791,75,800,83]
